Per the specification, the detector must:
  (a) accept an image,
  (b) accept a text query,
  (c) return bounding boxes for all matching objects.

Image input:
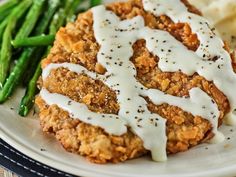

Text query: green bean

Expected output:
[21,0,61,84]
[48,8,65,34]
[50,0,80,33]
[18,23,59,116]
[18,59,42,116]
[33,0,60,35]
[0,0,32,87]
[12,34,55,47]
[15,0,46,40]
[25,4,63,83]
[0,0,19,22]
[0,8,14,23]
[22,47,45,85]
[0,48,33,103]
[90,0,102,7]
[66,0,81,23]
[0,0,18,13]
[0,17,9,46]
[0,0,58,103]
[22,0,62,83]
[18,0,81,116]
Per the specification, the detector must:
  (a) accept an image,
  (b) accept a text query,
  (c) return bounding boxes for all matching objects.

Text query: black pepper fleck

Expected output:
[137,118,142,122]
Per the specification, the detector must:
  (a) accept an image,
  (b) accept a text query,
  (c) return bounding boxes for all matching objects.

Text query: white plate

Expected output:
[1,0,236,176]
[1,88,236,177]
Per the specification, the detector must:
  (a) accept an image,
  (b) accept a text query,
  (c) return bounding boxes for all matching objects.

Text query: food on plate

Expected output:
[35,0,236,163]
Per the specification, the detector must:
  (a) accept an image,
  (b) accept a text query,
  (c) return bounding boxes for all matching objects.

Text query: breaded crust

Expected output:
[36,0,234,163]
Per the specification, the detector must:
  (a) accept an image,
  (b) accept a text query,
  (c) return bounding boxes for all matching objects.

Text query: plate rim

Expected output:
[1,127,236,177]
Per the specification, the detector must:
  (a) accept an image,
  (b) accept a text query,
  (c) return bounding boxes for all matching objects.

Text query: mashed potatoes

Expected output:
[189,0,236,49]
